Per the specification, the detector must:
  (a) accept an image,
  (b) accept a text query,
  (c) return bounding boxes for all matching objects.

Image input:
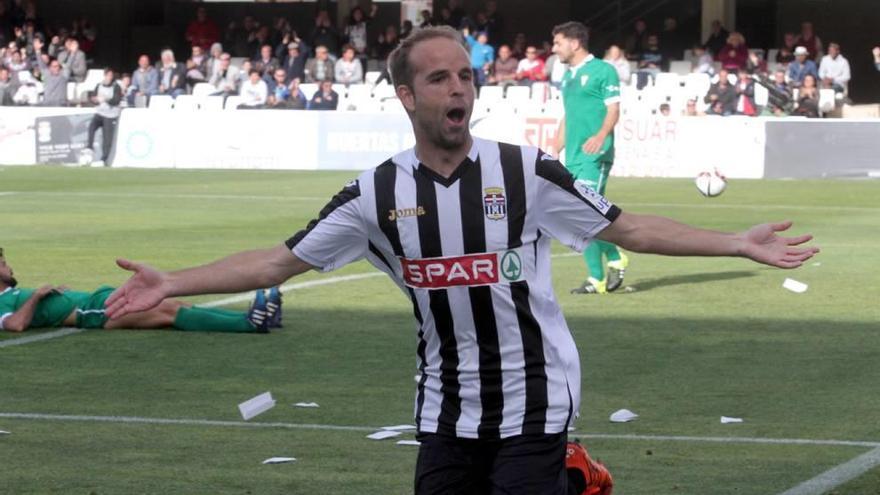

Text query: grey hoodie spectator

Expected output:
[37,54,67,106]
[334,45,362,85]
[130,54,159,105]
[0,67,17,105]
[208,52,238,95]
[57,38,86,82]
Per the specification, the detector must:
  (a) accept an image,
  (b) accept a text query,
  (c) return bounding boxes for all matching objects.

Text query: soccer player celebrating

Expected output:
[105,26,817,494]
[0,247,280,334]
[552,22,629,294]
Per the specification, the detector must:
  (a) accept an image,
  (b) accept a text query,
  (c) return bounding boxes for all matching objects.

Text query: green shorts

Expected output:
[74,286,115,329]
[568,161,612,195]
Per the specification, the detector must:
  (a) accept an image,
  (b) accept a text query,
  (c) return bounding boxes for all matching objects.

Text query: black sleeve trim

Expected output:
[285,181,361,250]
[534,151,619,220]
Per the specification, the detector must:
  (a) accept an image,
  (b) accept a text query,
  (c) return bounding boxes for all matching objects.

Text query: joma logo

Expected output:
[388,207,426,221]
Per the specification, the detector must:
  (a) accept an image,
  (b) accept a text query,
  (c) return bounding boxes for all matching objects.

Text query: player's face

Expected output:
[552,34,576,64]
[0,259,17,288]
[403,37,474,151]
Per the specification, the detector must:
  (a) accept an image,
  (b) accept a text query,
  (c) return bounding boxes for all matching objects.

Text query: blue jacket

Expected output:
[788,60,818,85]
[465,35,494,70]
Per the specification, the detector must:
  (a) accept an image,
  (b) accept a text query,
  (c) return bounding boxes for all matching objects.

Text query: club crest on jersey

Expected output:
[388,206,426,221]
[483,187,507,221]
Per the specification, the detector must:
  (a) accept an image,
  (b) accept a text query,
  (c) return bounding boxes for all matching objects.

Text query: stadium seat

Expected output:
[173,95,200,111]
[66,82,77,102]
[200,95,225,111]
[349,99,382,112]
[654,72,682,92]
[381,97,406,114]
[148,94,174,110]
[224,95,243,110]
[299,83,318,100]
[230,57,247,69]
[683,49,694,61]
[628,60,638,74]
[669,61,691,76]
[543,98,564,117]
[372,82,396,101]
[192,83,215,99]
[549,86,561,100]
[332,83,348,98]
[767,49,780,64]
[530,82,550,103]
[684,73,711,97]
[479,85,504,104]
[819,89,836,114]
[754,83,769,107]
[365,71,382,85]
[514,101,543,116]
[346,84,372,102]
[505,85,531,103]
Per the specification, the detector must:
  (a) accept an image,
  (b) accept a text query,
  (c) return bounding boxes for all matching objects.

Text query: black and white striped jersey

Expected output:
[286,137,621,439]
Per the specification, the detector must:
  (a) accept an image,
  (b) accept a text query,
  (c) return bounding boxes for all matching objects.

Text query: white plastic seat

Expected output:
[654,72,682,92]
[201,95,225,111]
[173,94,200,110]
[505,85,531,103]
[364,71,382,85]
[669,61,691,76]
[148,94,174,110]
[346,84,372,101]
[372,82,397,101]
[754,83,769,107]
[530,82,550,103]
[479,85,504,104]
[299,83,318,100]
[819,89,836,114]
[192,82,215,99]
[224,95,243,110]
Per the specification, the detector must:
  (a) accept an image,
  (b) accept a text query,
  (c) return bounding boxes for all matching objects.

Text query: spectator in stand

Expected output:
[305,45,334,83]
[253,43,279,78]
[205,42,224,81]
[659,103,671,116]
[34,39,66,106]
[238,68,267,109]
[118,73,132,108]
[282,41,307,83]
[874,47,880,71]
[795,21,823,61]
[734,68,757,116]
[543,52,568,88]
[185,7,220,52]
[690,44,714,75]
[704,20,729,57]
[747,50,767,75]
[718,32,748,71]
[248,26,272,61]
[794,74,820,118]
[636,34,664,86]
[604,45,631,85]
[73,17,97,54]
[777,32,797,64]
[334,45,363,85]
[308,79,338,110]
[375,25,399,61]
[208,52,238,96]
[7,47,28,72]
[661,17,688,61]
[625,19,648,60]
[185,45,208,87]
[400,20,414,40]
[0,67,17,105]
[682,98,703,116]
[158,48,185,98]
[704,68,736,116]
[46,35,64,58]
[12,69,41,105]
[129,54,159,106]
[763,69,792,116]
[236,59,252,88]
[419,9,435,29]
[224,16,255,58]
[310,10,339,57]
[464,28,494,87]
[488,44,518,87]
[818,42,850,94]
[515,45,546,85]
[266,69,306,109]
[87,68,122,164]
[57,37,86,82]
[344,5,376,64]
[788,46,818,88]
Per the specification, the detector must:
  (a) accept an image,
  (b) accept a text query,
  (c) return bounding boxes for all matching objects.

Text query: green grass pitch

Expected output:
[1,166,878,494]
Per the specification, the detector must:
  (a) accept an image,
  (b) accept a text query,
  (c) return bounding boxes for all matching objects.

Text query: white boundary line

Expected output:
[201,273,384,307]
[1,412,878,450]
[776,447,880,495]
[0,328,85,348]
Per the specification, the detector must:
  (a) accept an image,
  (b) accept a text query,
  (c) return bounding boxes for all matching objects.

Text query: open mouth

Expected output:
[446,107,467,126]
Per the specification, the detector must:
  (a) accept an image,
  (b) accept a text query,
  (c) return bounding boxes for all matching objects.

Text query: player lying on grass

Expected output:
[0,248,282,333]
[104,26,818,495]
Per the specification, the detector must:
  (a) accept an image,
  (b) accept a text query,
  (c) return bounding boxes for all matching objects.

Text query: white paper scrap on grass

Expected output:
[397,440,421,446]
[381,424,417,431]
[783,278,808,293]
[293,402,320,408]
[721,416,744,424]
[262,457,296,464]
[0,430,9,435]
[239,391,276,421]
[367,430,402,440]
[609,409,638,423]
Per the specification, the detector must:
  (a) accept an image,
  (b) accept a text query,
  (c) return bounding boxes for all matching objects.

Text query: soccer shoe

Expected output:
[247,289,270,333]
[266,286,283,329]
[570,277,607,295]
[606,252,629,293]
[566,440,614,495]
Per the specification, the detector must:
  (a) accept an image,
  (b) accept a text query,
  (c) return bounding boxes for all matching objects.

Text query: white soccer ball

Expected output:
[695,169,727,197]
[77,148,95,166]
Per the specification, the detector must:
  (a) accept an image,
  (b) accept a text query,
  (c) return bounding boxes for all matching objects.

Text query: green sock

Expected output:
[598,240,622,263]
[173,306,257,333]
[583,242,605,282]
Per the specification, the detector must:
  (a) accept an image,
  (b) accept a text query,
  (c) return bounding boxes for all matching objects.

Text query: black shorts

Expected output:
[414,432,568,495]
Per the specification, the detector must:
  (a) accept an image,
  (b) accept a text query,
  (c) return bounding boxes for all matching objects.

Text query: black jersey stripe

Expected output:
[374,160,405,256]
[534,154,622,221]
[459,157,504,439]
[414,166,461,437]
[510,280,548,435]
[285,181,361,250]
[499,142,527,249]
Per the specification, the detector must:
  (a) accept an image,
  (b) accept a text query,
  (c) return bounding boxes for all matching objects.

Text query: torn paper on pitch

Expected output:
[0,430,9,435]
[262,457,296,464]
[239,391,276,420]
[367,430,402,440]
[397,440,421,446]
[293,402,320,408]
[609,409,638,423]
[721,416,744,424]
[381,424,417,431]
[783,278,808,293]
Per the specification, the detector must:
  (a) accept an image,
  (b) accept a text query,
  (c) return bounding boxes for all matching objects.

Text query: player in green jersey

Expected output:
[0,247,280,333]
[552,21,629,294]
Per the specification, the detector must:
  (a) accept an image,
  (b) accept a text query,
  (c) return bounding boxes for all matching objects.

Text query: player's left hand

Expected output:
[582,135,605,154]
[739,221,819,269]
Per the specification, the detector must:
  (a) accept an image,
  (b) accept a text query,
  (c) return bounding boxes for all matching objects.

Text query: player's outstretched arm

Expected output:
[105,244,313,319]
[2,285,58,332]
[599,213,819,269]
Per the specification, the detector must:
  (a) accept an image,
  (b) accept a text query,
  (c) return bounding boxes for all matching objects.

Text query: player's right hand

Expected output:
[105,259,168,319]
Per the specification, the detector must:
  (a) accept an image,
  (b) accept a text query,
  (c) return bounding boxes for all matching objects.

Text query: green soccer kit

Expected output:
[561,54,623,284]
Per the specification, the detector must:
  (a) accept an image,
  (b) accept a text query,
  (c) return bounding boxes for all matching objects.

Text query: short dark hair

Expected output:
[552,21,589,51]
[248,68,260,76]
[388,25,465,88]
